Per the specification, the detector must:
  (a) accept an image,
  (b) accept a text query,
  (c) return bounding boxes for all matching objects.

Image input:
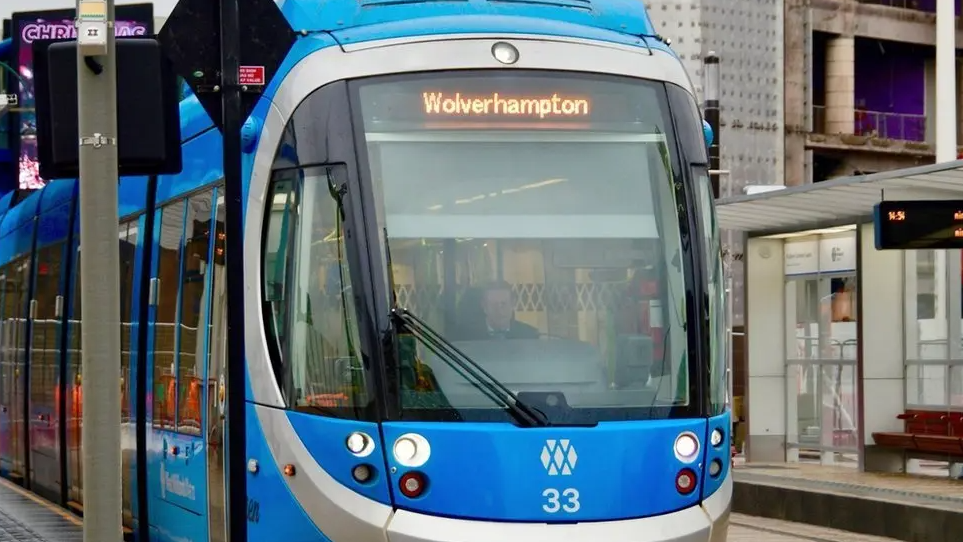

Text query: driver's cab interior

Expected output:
[391,237,675,414]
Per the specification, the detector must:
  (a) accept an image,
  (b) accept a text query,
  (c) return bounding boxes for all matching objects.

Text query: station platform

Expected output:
[732,461,963,542]
[0,477,81,541]
[730,513,903,542]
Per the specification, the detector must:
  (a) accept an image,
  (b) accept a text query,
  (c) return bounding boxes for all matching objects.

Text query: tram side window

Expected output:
[31,243,65,423]
[693,167,726,414]
[176,191,215,436]
[153,203,184,430]
[1,256,31,410]
[262,166,369,415]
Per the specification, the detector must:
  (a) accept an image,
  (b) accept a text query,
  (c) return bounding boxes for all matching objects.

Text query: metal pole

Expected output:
[936,0,956,163]
[76,0,122,539]
[703,51,721,198]
[219,0,248,539]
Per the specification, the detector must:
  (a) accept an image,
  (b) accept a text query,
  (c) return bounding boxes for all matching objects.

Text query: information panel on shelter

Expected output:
[874,199,963,250]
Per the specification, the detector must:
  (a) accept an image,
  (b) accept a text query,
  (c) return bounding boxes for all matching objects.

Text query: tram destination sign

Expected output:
[359,73,650,131]
[874,199,963,250]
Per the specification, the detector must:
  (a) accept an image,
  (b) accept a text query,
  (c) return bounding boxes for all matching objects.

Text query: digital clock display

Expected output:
[874,200,963,250]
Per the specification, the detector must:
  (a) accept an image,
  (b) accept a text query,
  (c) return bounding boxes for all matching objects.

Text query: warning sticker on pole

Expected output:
[239,66,266,86]
[0,94,17,106]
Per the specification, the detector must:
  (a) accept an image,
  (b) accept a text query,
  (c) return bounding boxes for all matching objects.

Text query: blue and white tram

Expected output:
[0,0,730,540]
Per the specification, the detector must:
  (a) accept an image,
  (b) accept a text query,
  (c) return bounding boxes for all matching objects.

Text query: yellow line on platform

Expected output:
[0,476,83,526]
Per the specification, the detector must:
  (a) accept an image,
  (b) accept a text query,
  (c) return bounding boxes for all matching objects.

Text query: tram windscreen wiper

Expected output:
[390,308,549,427]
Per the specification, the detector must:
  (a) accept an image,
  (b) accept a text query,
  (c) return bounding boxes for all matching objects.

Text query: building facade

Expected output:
[650,0,955,326]
[648,0,786,328]
[786,0,956,187]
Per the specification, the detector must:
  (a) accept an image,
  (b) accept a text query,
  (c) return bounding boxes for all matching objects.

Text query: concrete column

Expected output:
[784,280,800,463]
[957,60,963,144]
[783,0,807,186]
[825,36,855,135]
[946,252,962,479]
[746,237,787,462]
[936,0,957,161]
[858,224,906,473]
[925,59,936,144]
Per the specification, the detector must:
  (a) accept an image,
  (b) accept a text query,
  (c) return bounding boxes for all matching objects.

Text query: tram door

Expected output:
[0,269,15,476]
[27,243,66,502]
[3,256,31,484]
[0,274,6,473]
[147,188,228,540]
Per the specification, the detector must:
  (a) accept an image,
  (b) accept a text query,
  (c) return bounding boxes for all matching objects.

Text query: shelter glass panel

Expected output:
[904,250,947,361]
[903,249,960,411]
[783,231,859,457]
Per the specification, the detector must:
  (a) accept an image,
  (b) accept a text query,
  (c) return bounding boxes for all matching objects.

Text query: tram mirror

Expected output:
[613,335,653,388]
[703,119,714,148]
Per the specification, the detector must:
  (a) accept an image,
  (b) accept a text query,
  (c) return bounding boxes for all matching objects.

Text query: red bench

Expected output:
[872,410,963,456]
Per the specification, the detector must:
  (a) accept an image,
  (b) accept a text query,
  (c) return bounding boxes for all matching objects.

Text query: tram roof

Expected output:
[278,0,658,40]
[716,160,963,236]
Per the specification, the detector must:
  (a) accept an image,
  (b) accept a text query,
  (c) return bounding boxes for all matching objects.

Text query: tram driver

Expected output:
[459,280,539,341]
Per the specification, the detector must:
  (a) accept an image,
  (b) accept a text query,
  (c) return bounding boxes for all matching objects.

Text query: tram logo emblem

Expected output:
[540,439,578,476]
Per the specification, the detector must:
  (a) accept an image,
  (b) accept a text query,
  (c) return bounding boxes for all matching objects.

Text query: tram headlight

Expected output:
[709,458,723,478]
[394,438,417,461]
[393,433,431,468]
[492,42,519,65]
[673,432,700,463]
[710,428,724,448]
[346,431,375,457]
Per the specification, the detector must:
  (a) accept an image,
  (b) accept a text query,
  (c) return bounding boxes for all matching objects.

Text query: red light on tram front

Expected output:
[399,471,427,498]
[675,468,697,495]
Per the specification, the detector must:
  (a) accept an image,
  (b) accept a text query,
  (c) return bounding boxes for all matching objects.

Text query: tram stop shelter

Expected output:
[719,160,963,476]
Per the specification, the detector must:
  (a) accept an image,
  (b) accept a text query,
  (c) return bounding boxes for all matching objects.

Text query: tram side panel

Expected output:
[16,181,146,532]
[145,126,227,542]
[245,170,395,540]
[0,192,43,486]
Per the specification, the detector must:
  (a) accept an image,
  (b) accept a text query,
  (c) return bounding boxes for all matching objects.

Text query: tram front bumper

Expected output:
[385,471,731,542]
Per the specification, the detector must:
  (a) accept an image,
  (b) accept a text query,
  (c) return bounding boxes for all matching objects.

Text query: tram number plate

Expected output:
[542,488,580,513]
